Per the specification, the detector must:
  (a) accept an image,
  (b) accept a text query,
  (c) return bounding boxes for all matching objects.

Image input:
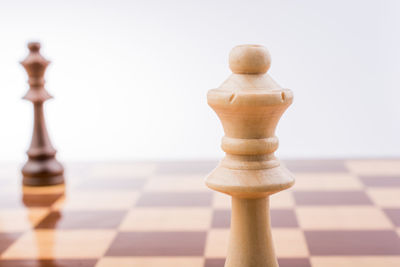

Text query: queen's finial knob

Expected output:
[229,44,271,74]
[28,42,41,52]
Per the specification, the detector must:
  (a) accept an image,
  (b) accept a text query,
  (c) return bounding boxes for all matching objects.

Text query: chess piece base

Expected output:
[22,158,64,186]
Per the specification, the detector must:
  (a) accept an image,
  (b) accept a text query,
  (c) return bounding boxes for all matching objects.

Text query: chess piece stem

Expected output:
[206,44,294,267]
[226,197,277,267]
[21,42,64,186]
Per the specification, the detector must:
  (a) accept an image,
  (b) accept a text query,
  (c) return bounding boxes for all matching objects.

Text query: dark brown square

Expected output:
[0,233,22,254]
[278,258,312,267]
[0,260,97,267]
[106,232,207,256]
[211,209,298,228]
[294,191,373,206]
[211,210,230,228]
[360,176,400,187]
[77,178,147,191]
[35,210,126,229]
[283,159,348,173]
[384,209,400,227]
[271,209,299,227]
[305,230,400,255]
[155,161,218,175]
[204,258,225,267]
[136,192,213,207]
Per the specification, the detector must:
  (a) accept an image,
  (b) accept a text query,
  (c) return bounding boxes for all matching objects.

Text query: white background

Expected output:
[0,0,399,162]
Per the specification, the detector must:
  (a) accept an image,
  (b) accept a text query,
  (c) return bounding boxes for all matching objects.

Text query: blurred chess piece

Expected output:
[206,44,294,267]
[21,42,64,186]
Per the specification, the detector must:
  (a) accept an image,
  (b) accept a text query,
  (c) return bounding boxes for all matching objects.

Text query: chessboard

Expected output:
[0,159,400,267]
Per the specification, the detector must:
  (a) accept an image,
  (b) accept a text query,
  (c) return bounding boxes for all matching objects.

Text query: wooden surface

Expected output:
[0,160,400,267]
[207,44,293,267]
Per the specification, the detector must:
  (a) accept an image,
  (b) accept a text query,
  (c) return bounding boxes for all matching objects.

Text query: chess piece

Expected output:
[21,42,64,186]
[206,44,294,267]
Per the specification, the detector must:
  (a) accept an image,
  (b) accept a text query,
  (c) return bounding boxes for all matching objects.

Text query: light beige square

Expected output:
[272,229,309,258]
[205,228,308,258]
[270,191,295,208]
[144,176,208,192]
[367,188,400,207]
[0,208,49,232]
[346,160,400,175]
[96,257,204,267]
[294,173,363,191]
[1,230,116,259]
[296,206,393,230]
[311,256,400,267]
[205,229,229,258]
[119,208,212,231]
[213,192,231,208]
[53,191,139,210]
[89,163,156,178]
